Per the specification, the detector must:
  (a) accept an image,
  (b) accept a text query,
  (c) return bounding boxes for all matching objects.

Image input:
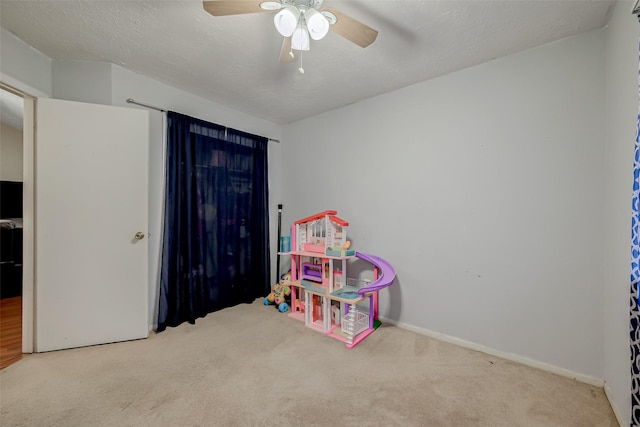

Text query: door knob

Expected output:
[134,232,145,240]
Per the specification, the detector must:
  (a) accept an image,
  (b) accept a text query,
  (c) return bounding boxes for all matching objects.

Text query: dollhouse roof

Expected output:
[293,210,349,227]
[328,216,349,227]
[293,210,337,225]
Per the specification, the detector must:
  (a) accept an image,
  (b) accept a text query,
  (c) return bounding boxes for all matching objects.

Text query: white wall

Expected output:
[52,60,112,105]
[603,1,638,425]
[0,122,23,181]
[283,29,606,379]
[0,28,51,96]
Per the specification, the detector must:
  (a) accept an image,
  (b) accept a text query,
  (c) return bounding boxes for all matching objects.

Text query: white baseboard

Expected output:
[604,381,625,427]
[379,317,604,387]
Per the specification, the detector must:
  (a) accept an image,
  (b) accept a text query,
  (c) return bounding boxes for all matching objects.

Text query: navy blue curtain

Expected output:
[157,111,270,332]
[632,39,640,426]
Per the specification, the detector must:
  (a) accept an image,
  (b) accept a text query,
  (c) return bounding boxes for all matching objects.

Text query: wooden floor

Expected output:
[1,297,22,369]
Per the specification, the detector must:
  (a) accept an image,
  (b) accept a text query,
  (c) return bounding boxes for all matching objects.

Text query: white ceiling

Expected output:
[0,0,617,125]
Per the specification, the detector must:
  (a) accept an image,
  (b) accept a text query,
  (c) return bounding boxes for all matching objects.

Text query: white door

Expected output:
[35,98,149,352]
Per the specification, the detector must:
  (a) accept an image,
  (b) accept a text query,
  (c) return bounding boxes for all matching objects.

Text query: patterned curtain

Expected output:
[631,40,640,425]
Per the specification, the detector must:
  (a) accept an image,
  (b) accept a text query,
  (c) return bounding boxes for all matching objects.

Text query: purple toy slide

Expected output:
[355,252,396,296]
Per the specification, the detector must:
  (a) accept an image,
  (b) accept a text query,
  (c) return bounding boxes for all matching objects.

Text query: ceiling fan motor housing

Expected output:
[287,0,324,10]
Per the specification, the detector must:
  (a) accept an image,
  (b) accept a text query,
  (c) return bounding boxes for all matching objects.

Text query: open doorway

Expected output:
[0,87,24,369]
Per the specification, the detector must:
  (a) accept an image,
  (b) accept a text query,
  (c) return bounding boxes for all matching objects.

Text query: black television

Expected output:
[0,181,23,219]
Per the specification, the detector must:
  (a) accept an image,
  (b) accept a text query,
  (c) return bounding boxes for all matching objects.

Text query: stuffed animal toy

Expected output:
[264,271,292,313]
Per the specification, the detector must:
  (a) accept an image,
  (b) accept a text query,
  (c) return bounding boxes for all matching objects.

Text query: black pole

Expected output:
[276,204,283,283]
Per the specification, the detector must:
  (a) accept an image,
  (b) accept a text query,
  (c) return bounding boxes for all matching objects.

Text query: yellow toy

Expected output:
[264,271,292,312]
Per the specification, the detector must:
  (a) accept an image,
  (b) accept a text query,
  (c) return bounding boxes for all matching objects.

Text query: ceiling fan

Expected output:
[202,0,378,70]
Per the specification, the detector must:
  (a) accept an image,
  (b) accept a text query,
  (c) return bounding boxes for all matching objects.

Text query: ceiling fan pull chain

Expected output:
[298,49,304,74]
[298,21,305,74]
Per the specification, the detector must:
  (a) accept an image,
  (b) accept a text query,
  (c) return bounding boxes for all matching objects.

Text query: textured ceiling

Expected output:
[0,0,616,125]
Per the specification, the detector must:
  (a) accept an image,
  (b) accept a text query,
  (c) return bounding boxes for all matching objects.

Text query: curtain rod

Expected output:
[126,98,280,143]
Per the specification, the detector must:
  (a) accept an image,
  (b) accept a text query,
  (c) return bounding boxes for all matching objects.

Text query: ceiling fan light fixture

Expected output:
[305,8,329,40]
[291,23,310,51]
[274,6,300,37]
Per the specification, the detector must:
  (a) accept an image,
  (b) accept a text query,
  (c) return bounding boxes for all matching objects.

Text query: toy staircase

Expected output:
[341,307,356,346]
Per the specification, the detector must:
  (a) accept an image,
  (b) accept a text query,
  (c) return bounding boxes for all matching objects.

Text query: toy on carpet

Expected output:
[264,271,292,313]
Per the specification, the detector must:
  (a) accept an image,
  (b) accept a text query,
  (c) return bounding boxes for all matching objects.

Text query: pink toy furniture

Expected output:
[278,210,396,348]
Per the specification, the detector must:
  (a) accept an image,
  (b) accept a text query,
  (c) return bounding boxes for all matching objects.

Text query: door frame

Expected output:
[1,75,48,354]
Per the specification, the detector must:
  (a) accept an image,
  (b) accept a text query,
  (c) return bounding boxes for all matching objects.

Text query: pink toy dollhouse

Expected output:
[280,210,396,348]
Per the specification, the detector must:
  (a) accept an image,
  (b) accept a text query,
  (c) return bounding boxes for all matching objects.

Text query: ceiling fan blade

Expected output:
[324,7,378,48]
[279,37,296,63]
[203,0,268,16]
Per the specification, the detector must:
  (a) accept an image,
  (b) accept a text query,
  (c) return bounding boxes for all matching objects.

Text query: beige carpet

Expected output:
[0,300,618,426]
